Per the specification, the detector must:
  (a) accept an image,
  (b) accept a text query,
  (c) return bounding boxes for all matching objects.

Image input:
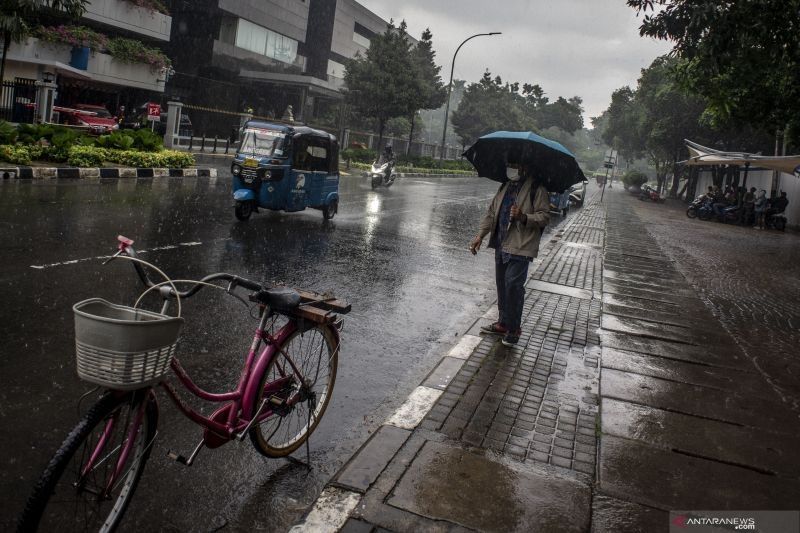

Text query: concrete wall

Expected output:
[218,0,309,42]
[697,169,799,228]
[84,0,172,41]
[330,0,390,59]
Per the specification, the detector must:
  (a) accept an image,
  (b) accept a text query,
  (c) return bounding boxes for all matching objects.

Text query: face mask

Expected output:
[507,167,520,181]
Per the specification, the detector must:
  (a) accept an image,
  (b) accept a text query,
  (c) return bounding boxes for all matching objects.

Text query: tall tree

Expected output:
[628,0,800,148]
[600,57,712,195]
[450,71,528,146]
[601,86,644,165]
[1,0,89,83]
[343,20,418,149]
[405,28,446,154]
[536,96,584,134]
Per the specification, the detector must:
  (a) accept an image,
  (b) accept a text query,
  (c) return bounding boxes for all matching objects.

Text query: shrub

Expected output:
[621,170,648,189]
[130,128,163,151]
[35,25,109,51]
[106,37,171,71]
[67,146,109,167]
[105,149,194,168]
[0,145,32,165]
[95,131,135,150]
[0,121,18,144]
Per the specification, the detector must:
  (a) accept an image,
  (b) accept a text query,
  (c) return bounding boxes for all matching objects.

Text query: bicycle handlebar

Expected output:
[116,235,262,298]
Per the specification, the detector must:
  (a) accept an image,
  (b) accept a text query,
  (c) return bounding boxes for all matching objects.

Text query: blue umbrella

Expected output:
[463,130,586,192]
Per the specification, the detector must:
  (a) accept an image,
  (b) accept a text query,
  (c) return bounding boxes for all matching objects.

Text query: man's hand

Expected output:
[469,235,483,255]
[510,204,526,223]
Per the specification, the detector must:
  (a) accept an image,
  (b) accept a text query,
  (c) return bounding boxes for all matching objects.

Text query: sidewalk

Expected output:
[291,187,800,533]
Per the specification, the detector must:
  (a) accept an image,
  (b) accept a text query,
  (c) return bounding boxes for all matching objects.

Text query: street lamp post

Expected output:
[439,32,501,160]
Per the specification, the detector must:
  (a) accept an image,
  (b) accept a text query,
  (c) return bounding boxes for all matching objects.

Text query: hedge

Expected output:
[1,144,196,168]
[348,161,475,176]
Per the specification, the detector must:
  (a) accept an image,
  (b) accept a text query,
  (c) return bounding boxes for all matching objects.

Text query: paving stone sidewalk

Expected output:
[291,187,800,533]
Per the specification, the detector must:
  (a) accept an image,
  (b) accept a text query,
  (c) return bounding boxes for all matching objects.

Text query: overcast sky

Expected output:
[358,0,672,126]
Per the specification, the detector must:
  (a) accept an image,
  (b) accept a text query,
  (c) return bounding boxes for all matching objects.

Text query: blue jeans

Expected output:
[495,256,529,333]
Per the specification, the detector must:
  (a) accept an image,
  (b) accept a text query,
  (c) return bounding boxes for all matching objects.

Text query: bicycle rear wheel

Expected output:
[18,389,157,533]
[249,324,338,457]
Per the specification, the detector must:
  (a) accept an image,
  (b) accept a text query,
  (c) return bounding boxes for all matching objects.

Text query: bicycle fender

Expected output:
[234,189,256,202]
[241,323,297,420]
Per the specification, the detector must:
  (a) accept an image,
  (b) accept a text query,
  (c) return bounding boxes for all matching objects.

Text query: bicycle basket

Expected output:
[73,298,184,390]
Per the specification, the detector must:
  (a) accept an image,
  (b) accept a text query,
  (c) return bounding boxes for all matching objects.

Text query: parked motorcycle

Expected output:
[765,211,787,231]
[568,180,588,207]
[686,194,711,219]
[639,184,665,203]
[716,205,742,224]
[369,160,395,189]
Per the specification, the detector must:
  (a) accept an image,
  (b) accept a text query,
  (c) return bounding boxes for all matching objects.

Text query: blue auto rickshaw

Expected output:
[231,121,340,220]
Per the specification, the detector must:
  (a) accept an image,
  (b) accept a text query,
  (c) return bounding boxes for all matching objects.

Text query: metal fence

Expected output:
[1,79,36,123]
[344,130,462,159]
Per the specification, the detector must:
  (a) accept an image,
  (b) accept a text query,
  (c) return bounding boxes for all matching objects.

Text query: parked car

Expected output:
[60,104,119,134]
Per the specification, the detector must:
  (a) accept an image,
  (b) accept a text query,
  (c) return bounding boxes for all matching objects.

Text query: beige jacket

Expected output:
[477,178,550,258]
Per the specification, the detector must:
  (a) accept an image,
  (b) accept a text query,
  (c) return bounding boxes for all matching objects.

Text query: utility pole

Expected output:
[439,32,501,160]
[600,149,617,202]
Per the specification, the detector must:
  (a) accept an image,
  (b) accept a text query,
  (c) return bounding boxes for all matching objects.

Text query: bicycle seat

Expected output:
[254,287,301,310]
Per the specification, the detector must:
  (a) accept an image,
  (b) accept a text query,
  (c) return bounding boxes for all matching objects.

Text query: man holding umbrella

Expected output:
[469,163,550,346]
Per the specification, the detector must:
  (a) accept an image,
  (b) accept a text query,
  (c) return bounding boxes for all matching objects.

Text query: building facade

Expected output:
[2,0,398,138]
[2,0,173,122]
[164,0,398,136]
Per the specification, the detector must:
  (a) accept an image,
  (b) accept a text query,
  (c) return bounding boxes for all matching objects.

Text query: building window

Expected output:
[353,22,373,48]
[235,18,298,65]
[327,60,345,79]
[352,31,370,48]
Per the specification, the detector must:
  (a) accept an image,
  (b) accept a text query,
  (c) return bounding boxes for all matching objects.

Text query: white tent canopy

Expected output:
[684,139,800,176]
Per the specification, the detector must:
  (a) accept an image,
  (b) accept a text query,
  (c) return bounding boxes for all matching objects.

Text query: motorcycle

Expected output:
[568,180,588,207]
[638,184,665,203]
[716,204,741,224]
[368,159,395,189]
[765,211,787,231]
[686,194,711,219]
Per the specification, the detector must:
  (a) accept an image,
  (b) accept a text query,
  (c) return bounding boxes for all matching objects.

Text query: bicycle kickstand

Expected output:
[168,438,205,466]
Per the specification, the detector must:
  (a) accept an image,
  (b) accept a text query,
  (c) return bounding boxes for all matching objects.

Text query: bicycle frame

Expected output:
[160,311,308,444]
[83,308,338,496]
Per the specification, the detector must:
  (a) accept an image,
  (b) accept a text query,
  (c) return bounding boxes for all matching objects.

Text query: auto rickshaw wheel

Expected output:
[235,201,253,221]
[323,200,338,220]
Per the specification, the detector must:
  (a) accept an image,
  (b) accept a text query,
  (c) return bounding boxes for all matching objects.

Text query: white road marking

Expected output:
[30,241,203,270]
[386,386,443,430]
[288,487,361,533]
[447,334,483,360]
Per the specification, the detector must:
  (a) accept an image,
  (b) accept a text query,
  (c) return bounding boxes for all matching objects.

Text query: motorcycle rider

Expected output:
[378,145,395,182]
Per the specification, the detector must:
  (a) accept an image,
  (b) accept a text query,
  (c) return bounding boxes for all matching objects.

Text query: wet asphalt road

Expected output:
[0,170,569,531]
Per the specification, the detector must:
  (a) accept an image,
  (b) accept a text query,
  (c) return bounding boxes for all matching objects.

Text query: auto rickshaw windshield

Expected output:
[240,128,287,158]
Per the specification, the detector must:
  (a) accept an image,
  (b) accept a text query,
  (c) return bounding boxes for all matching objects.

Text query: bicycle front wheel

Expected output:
[18,389,158,533]
[250,324,338,457]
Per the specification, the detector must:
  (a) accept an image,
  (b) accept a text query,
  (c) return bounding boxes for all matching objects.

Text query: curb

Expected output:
[0,167,217,179]
[290,191,598,532]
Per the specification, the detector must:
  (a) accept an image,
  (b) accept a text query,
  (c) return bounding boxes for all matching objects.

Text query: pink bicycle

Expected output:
[18,236,349,532]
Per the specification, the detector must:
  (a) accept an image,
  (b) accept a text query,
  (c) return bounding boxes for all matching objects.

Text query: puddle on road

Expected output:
[388,441,590,533]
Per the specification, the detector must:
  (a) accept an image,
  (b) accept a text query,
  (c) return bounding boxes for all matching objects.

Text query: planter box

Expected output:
[8,38,165,92]
[85,0,171,41]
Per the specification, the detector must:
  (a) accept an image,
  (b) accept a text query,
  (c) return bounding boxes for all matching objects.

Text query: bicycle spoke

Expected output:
[250,325,337,456]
